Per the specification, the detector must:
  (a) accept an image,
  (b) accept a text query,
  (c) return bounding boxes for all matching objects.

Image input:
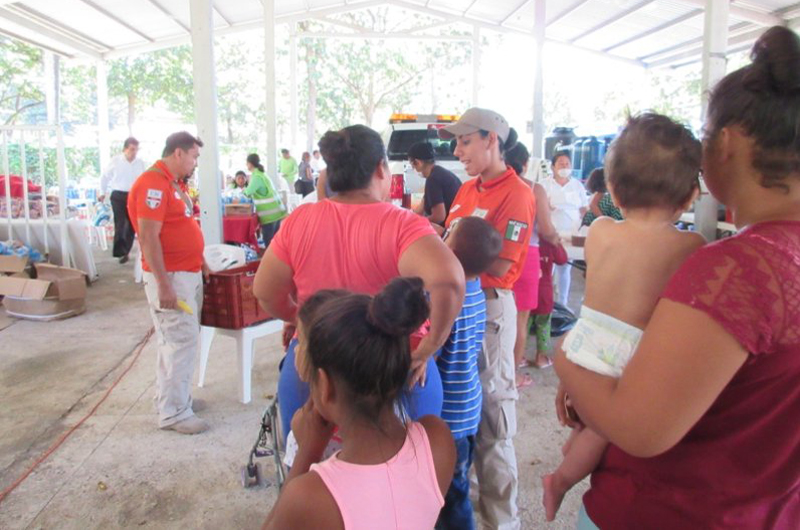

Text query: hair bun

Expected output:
[367,277,429,337]
[319,130,356,168]
[745,26,800,96]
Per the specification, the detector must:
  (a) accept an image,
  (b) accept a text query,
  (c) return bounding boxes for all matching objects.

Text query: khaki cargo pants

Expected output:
[475,288,520,530]
[143,271,203,428]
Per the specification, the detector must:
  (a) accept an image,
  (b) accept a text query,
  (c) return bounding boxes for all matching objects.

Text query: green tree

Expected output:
[0,37,44,125]
[107,46,194,135]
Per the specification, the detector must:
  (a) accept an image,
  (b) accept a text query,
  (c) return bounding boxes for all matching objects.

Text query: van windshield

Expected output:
[387,128,458,161]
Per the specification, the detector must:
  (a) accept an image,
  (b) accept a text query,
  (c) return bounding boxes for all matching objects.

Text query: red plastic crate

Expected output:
[201,261,271,329]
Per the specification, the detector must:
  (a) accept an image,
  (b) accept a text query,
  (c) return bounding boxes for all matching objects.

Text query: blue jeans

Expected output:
[437,435,476,530]
[277,339,443,443]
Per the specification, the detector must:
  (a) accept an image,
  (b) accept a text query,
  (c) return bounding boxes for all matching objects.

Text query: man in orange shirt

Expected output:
[128,131,208,435]
[441,108,535,530]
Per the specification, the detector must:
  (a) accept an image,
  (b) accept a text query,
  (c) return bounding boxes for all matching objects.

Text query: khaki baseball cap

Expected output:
[438,107,510,142]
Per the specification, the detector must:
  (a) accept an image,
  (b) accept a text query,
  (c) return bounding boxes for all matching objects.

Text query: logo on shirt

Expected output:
[505,220,528,243]
[146,189,162,210]
[472,208,489,219]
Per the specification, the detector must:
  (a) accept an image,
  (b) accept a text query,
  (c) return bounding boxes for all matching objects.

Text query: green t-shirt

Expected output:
[279,157,298,186]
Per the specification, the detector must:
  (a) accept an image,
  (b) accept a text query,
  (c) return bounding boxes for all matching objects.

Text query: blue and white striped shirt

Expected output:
[436,278,485,439]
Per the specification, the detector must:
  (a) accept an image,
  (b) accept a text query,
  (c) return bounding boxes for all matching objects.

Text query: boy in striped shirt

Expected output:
[438,216,503,529]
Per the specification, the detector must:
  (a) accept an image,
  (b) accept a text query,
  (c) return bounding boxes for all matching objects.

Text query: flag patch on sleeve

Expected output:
[504,220,528,242]
[146,189,163,210]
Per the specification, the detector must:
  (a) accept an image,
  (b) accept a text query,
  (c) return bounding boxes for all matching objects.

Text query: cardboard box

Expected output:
[0,263,87,321]
[224,204,253,216]
[0,254,28,275]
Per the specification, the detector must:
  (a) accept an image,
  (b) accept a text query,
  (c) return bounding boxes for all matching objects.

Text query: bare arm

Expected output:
[253,249,299,323]
[533,183,559,244]
[554,299,748,457]
[427,202,446,225]
[398,234,465,365]
[138,218,176,310]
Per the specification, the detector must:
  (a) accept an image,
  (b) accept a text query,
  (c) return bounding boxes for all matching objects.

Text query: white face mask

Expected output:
[557,168,572,179]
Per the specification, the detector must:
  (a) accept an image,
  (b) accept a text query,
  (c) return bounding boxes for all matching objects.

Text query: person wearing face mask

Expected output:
[542,151,588,307]
[440,108,536,530]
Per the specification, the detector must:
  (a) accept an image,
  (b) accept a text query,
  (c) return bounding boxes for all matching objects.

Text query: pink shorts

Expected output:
[513,245,541,311]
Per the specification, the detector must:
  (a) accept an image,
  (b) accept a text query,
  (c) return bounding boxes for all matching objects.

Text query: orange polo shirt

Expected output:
[127,161,204,272]
[445,167,536,290]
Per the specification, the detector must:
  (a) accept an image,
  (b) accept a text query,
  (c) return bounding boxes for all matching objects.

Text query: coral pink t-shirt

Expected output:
[584,221,800,529]
[310,422,444,530]
[270,200,435,305]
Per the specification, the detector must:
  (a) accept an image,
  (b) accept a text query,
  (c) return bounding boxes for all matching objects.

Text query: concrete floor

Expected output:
[0,250,588,530]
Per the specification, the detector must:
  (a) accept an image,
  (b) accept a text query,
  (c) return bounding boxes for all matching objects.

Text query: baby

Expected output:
[543,112,707,521]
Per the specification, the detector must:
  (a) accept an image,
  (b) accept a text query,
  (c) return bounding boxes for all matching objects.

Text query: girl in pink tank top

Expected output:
[263,278,456,530]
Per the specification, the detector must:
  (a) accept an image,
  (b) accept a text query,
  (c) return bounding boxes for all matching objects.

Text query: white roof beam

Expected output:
[144,0,190,33]
[646,26,767,68]
[312,16,372,33]
[389,0,644,67]
[213,4,233,27]
[638,21,751,61]
[0,27,75,58]
[463,0,481,17]
[502,0,532,25]
[547,0,591,27]
[604,8,703,52]
[570,0,656,44]
[77,0,154,42]
[279,0,390,26]
[300,31,472,41]
[0,6,103,58]
[13,3,112,50]
[674,0,784,26]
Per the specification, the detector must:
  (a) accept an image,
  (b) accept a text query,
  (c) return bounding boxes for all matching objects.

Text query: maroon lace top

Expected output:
[584,221,800,529]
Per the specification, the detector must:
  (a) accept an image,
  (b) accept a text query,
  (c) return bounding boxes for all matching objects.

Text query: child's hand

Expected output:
[282,322,296,350]
[409,361,428,389]
[291,400,334,459]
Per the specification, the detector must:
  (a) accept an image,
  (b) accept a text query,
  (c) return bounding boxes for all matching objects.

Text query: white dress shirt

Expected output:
[100,154,146,194]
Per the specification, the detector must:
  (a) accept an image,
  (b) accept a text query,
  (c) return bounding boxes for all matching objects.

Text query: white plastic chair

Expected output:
[197,320,282,404]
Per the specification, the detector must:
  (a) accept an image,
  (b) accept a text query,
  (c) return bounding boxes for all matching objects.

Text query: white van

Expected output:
[384,113,468,194]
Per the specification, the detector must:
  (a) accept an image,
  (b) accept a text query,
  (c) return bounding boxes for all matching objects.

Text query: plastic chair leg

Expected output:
[238,330,254,404]
[197,326,216,387]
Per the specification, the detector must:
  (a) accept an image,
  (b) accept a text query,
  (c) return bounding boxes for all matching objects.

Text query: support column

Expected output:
[472,26,480,107]
[44,52,56,124]
[531,0,546,159]
[263,0,278,188]
[290,25,298,153]
[696,0,729,241]
[96,61,110,175]
[190,0,223,245]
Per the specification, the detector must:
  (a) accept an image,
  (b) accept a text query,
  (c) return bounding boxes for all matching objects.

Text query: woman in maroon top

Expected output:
[554,26,800,529]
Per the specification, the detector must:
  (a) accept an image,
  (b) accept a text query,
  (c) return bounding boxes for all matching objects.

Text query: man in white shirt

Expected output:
[99,137,146,263]
[309,149,326,175]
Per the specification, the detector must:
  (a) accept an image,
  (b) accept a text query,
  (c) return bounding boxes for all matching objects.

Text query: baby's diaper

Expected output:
[563,306,643,377]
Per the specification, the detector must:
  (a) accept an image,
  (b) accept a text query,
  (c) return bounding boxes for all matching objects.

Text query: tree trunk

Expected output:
[227,113,233,144]
[127,93,136,136]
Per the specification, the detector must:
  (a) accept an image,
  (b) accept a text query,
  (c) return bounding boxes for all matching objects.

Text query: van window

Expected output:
[387,128,458,161]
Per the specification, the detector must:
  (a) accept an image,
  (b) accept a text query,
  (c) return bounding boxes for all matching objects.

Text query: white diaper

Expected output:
[563,306,643,378]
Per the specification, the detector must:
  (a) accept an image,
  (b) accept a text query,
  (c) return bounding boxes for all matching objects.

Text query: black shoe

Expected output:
[119,254,129,264]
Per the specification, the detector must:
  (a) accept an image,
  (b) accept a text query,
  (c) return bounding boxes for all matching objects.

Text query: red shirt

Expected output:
[445,168,536,290]
[270,200,435,306]
[127,161,204,273]
[584,221,800,529]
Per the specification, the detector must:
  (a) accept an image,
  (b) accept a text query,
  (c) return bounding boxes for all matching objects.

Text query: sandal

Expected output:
[534,357,553,369]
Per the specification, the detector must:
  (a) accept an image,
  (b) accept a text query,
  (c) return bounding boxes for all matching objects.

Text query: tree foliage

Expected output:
[107,46,194,134]
[0,37,44,125]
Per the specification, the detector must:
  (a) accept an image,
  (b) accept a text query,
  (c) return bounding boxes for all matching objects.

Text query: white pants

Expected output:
[554,263,572,307]
[475,288,520,530]
[143,271,203,428]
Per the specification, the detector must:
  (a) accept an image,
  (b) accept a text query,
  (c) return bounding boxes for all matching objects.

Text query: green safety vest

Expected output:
[245,168,286,225]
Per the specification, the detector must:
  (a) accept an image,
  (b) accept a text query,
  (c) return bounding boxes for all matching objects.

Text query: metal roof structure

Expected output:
[0,1,798,68]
